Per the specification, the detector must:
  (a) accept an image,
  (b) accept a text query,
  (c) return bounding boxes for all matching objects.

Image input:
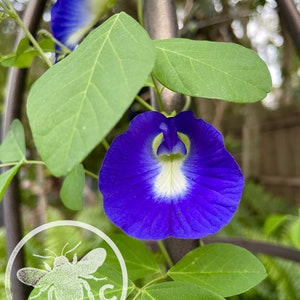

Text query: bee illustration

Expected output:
[17,242,107,300]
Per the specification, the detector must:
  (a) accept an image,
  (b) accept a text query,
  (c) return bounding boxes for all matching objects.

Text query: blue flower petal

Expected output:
[50,0,116,50]
[99,111,244,240]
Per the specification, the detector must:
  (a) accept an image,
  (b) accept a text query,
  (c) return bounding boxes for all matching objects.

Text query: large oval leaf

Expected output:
[168,243,267,297]
[102,234,161,281]
[141,282,225,300]
[153,39,272,103]
[29,264,135,300]
[27,12,155,176]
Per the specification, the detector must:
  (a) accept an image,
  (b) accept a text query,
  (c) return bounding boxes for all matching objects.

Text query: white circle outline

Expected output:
[5,220,128,300]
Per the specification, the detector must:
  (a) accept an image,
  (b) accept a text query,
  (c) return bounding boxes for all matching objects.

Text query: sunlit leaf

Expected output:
[27,12,155,176]
[153,39,272,103]
[102,234,161,281]
[290,217,300,249]
[0,53,18,67]
[0,37,54,68]
[0,163,22,201]
[0,119,26,163]
[60,164,85,210]
[141,282,225,300]
[28,263,134,299]
[264,214,288,236]
[1,37,35,68]
[168,243,267,297]
[89,265,135,300]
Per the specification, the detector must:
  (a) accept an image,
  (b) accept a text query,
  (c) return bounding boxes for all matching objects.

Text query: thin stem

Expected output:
[135,95,156,111]
[101,139,110,151]
[84,169,98,180]
[3,0,52,68]
[132,274,168,300]
[132,289,142,300]
[38,29,72,55]
[0,162,20,168]
[157,240,174,268]
[26,160,46,165]
[143,274,168,288]
[0,160,45,168]
[0,1,10,12]
[151,74,165,112]
[137,0,144,26]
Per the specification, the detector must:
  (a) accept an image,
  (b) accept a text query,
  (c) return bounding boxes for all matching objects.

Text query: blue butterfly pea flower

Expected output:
[50,0,116,50]
[99,111,244,240]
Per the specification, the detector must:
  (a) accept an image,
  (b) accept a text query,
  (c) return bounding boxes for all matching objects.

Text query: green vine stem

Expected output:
[151,74,166,112]
[101,138,110,151]
[157,240,174,268]
[0,161,99,182]
[132,274,169,300]
[137,0,144,26]
[2,0,52,68]
[135,95,156,111]
[84,169,99,180]
[0,160,45,169]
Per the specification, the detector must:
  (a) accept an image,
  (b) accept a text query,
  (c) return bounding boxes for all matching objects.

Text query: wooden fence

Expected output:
[259,108,300,204]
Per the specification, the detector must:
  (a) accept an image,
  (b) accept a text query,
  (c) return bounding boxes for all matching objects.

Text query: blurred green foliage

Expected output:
[223,181,300,300]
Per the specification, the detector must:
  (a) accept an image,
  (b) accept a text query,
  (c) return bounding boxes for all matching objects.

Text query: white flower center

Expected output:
[154,158,188,199]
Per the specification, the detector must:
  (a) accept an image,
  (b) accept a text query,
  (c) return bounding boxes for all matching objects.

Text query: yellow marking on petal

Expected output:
[154,157,187,198]
[178,132,190,153]
[152,132,190,156]
[152,133,163,155]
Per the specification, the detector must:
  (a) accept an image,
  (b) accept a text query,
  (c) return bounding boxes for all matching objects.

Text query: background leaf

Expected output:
[264,214,288,236]
[60,164,85,210]
[141,282,225,300]
[153,39,272,103]
[0,163,22,201]
[28,264,134,299]
[102,234,161,281]
[0,119,26,162]
[290,217,300,249]
[0,37,54,68]
[90,265,135,300]
[27,12,155,176]
[168,243,267,297]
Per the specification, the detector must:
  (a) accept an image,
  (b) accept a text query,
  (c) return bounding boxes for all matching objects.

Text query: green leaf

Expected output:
[0,37,37,68]
[89,265,135,299]
[60,164,85,210]
[0,163,22,201]
[0,36,54,68]
[16,37,30,57]
[38,36,55,53]
[27,12,155,176]
[264,214,288,236]
[290,217,300,249]
[153,39,272,103]
[0,119,26,162]
[0,53,17,67]
[29,263,135,299]
[102,234,161,281]
[144,77,155,87]
[168,243,267,297]
[141,282,225,300]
